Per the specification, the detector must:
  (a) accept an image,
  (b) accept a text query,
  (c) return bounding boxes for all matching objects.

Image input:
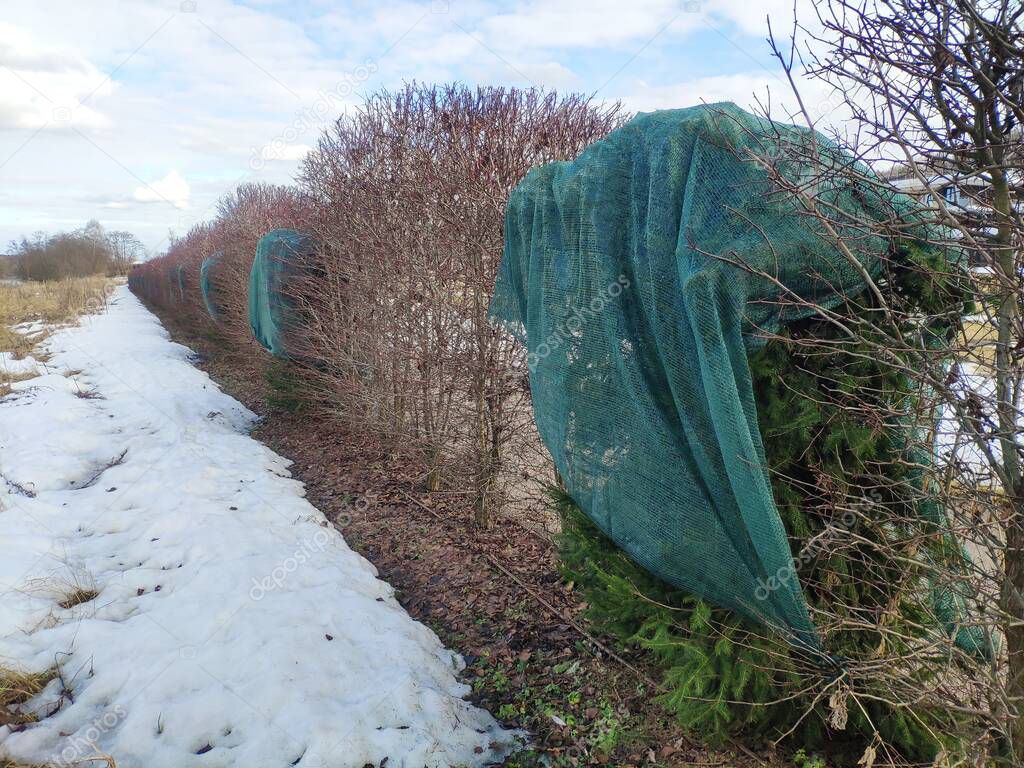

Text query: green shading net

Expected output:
[489,102,972,659]
[248,228,312,358]
[200,252,222,320]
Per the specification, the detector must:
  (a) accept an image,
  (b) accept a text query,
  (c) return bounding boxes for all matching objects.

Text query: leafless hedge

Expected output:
[289,84,624,526]
[132,182,305,361]
[131,85,623,529]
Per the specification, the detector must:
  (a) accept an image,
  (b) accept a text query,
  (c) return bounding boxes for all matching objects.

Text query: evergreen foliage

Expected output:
[555,243,975,763]
[264,358,306,414]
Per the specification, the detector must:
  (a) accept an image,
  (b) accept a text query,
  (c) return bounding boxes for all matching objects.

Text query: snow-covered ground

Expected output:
[0,351,43,378]
[0,286,515,768]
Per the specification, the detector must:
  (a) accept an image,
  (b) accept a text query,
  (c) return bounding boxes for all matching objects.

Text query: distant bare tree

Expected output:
[107,231,145,275]
[10,221,137,281]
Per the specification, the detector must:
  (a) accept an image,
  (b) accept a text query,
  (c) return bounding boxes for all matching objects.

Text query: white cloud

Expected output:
[705,0,818,39]
[258,143,313,162]
[0,23,111,131]
[621,71,851,134]
[478,0,703,50]
[463,0,818,59]
[622,73,781,113]
[133,171,191,210]
[0,0,840,253]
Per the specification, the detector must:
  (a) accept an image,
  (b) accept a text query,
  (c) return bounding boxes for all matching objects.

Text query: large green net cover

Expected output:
[200,252,222,321]
[489,103,919,654]
[248,229,312,358]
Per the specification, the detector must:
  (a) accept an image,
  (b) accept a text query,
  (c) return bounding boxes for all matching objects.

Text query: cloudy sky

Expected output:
[0,0,830,256]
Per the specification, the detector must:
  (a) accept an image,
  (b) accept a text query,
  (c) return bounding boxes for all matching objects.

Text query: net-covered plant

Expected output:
[129,182,305,361]
[556,241,982,764]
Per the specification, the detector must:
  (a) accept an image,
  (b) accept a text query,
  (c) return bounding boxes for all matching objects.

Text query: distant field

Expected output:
[0,276,116,394]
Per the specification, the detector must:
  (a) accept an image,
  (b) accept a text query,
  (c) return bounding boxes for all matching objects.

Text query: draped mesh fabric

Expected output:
[489,103,915,654]
[248,229,311,358]
[200,252,222,321]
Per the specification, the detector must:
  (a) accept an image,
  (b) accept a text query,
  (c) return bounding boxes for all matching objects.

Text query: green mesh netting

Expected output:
[200,252,222,321]
[489,103,943,657]
[248,228,311,358]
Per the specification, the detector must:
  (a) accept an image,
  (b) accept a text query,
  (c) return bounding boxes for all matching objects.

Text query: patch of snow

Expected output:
[11,320,48,337]
[0,287,516,768]
[0,351,43,377]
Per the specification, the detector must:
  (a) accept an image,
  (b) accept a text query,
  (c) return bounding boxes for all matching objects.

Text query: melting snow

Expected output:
[0,286,515,767]
[0,351,43,378]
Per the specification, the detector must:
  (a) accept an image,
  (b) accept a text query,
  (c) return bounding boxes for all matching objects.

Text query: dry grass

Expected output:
[0,276,116,394]
[0,372,38,399]
[21,568,101,618]
[0,663,116,767]
[0,666,57,727]
[0,276,115,353]
[57,586,99,610]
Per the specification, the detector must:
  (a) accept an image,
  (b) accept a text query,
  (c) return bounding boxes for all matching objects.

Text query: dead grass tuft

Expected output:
[57,586,100,609]
[0,666,57,727]
[0,372,37,398]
